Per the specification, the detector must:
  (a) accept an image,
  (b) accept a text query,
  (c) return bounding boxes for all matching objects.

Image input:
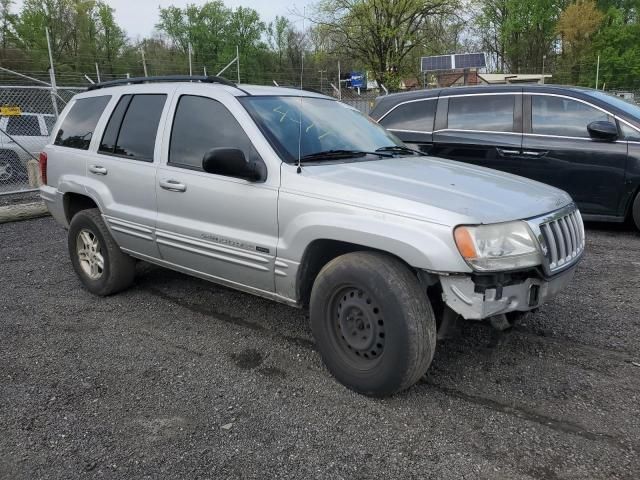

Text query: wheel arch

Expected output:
[296,238,419,307]
[63,192,100,224]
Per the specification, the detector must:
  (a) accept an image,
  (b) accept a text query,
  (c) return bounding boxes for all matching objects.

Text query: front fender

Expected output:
[277,192,471,273]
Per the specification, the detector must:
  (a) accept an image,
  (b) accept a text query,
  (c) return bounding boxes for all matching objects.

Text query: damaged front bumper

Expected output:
[438,265,577,320]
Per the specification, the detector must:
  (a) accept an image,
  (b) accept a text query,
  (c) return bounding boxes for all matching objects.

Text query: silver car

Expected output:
[40,76,584,397]
[0,112,55,183]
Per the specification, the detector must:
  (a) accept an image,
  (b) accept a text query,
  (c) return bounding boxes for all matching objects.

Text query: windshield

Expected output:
[240,96,403,163]
[585,90,640,120]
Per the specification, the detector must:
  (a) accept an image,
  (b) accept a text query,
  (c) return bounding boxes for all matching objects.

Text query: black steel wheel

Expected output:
[310,251,437,397]
[328,286,386,367]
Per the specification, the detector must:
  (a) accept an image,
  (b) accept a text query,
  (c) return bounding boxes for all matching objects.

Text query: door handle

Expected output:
[159,179,187,192]
[496,148,521,156]
[89,165,108,175]
[522,150,548,158]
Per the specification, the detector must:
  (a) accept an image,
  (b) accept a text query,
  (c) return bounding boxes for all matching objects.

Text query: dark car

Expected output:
[370,85,640,229]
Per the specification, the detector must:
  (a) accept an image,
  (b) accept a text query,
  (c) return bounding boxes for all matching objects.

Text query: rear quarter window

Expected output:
[379,100,436,132]
[54,95,111,150]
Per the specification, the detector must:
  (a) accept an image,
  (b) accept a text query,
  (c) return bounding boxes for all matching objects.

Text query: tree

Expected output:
[268,15,290,69]
[476,0,561,73]
[557,0,604,52]
[313,0,460,86]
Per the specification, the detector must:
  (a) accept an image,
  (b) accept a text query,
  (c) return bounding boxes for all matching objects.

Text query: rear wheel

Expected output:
[68,208,135,296]
[310,251,436,397]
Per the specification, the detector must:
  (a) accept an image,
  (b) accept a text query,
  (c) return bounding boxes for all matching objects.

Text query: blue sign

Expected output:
[350,72,365,88]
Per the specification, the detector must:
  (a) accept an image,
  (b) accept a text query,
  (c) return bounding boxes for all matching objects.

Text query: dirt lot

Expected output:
[1,216,639,479]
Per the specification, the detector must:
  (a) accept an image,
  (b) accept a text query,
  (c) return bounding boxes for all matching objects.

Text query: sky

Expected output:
[11,0,316,39]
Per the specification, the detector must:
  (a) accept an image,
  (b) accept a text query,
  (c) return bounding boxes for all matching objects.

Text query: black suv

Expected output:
[370,85,640,229]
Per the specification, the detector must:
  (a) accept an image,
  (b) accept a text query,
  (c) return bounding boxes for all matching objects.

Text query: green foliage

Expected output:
[0,0,639,91]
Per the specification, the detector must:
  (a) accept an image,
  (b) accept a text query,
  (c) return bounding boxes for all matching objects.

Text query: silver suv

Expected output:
[40,76,584,397]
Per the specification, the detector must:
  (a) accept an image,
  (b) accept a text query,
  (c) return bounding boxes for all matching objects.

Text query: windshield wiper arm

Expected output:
[300,149,393,162]
[375,145,424,156]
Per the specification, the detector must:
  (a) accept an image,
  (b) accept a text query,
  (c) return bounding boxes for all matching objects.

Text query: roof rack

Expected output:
[87,75,238,91]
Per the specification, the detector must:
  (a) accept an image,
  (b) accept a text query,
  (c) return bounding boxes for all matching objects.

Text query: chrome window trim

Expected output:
[388,128,433,134]
[434,128,521,136]
[377,96,437,123]
[440,92,522,99]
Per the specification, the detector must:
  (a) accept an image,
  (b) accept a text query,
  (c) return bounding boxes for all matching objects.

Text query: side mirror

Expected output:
[202,148,265,182]
[587,121,618,142]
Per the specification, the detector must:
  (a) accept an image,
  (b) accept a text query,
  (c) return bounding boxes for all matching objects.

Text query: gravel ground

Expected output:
[1,217,639,479]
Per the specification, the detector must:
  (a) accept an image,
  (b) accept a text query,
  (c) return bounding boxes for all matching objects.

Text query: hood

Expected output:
[291,156,573,225]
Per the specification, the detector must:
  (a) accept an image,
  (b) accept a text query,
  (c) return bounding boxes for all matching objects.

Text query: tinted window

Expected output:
[532,96,609,138]
[169,95,258,170]
[54,96,110,150]
[448,95,515,132]
[115,95,166,160]
[7,115,41,136]
[99,95,131,154]
[621,122,640,142]
[379,100,436,132]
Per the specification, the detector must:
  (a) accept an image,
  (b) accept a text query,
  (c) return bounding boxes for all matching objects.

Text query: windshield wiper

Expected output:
[300,149,393,162]
[375,145,424,156]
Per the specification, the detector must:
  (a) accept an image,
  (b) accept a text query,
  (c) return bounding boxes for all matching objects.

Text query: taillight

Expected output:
[39,152,47,185]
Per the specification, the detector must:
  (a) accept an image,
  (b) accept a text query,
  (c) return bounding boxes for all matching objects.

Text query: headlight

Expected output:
[454,221,542,271]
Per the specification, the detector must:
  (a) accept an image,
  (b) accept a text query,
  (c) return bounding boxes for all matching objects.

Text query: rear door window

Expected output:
[532,95,609,138]
[379,100,436,132]
[6,115,42,136]
[99,94,166,161]
[447,95,515,132]
[54,95,111,150]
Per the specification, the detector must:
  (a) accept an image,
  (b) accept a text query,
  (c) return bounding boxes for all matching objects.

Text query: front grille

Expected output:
[538,208,585,273]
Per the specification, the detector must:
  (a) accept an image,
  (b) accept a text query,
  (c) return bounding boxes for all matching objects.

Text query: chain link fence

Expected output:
[0,86,81,195]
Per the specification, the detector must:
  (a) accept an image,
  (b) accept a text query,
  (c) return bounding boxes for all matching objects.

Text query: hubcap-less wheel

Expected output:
[0,161,14,182]
[330,286,386,365]
[76,229,104,280]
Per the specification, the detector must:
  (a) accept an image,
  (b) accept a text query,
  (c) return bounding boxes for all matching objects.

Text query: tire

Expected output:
[68,208,136,296]
[632,192,640,231]
[310,251,437,397]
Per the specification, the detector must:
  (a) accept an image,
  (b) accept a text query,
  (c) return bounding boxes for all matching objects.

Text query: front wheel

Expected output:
[310,251,437,397]
[68,208,136,296]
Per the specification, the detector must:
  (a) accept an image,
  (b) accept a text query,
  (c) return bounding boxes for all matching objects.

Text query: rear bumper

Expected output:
[40,185,68,228]
[439,265,577,320]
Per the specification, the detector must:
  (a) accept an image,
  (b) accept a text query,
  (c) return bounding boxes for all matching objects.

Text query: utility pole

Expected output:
[45,27,58,116]
[542,55,546,84]
[338,60,342,100]
[237,45,240,84]
[95,63,101,83]
[595,55,600,90]
[188,42,193,76]
[141,48,148,77]
[318,70,326,93]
